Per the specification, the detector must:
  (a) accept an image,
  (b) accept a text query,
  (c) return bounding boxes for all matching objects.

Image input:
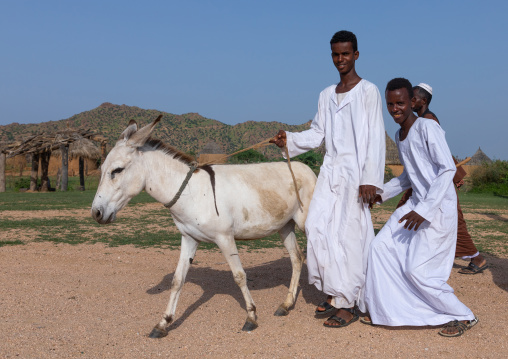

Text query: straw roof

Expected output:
[6,128,106,158]
[469,147,492,165]
[0,141,20,154]
[385,132,401,165]
[52,137,101,160]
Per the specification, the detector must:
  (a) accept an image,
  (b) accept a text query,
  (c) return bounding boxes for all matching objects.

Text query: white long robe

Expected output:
[286,79,385,311]
[364,118,474,326]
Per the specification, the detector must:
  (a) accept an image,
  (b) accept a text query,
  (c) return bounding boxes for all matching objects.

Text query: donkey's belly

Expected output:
[232,217,290,240]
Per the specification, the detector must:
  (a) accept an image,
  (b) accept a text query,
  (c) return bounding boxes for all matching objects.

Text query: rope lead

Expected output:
[165,138,304,211]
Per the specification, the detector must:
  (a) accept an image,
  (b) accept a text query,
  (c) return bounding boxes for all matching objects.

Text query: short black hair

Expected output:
[414,86,432,105]
[330,30,358,52]
[386,78,413,98]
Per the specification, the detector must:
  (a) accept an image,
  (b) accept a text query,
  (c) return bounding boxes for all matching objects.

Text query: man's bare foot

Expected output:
[471,254,486,268]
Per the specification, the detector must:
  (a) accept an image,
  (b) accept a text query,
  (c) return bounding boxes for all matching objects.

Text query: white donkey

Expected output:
[91,116,317,338]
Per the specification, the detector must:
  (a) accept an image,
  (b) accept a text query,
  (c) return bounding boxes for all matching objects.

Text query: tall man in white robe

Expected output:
[364,78,477,337]
[271,30,385,328]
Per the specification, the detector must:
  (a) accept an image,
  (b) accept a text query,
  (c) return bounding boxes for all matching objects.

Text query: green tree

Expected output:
[292,150,323,175]
[469,160,508,195]
[228,149,268,164]
[384,166,395,183]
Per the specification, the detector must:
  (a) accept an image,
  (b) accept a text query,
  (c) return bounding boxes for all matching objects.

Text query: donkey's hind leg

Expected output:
[274,220,304,316]
[215,236,258,331]
[149,235,199,338]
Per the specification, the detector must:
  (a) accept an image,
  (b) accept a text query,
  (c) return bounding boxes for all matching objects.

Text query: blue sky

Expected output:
[1,0,507,160]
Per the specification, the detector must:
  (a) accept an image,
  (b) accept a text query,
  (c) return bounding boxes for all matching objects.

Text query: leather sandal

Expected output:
[323,308,359,328]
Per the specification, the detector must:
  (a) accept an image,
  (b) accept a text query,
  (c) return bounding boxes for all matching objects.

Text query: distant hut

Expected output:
[53,137,100,190]
[469,147,492,166]
[7,128,105,192]
[0,141,16,192]
[385,132,401,165]
[198,141,226,164]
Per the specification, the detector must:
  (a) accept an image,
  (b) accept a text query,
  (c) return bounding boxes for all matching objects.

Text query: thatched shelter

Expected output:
[6,128,106,192]
[198,141,226,164]
[0,141,20,192]
[52,137,101,190]
[385,132,401,165]
[469,147,492,165]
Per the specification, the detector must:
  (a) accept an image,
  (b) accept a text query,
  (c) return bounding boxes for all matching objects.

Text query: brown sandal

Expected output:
[323,308,359,328]
[438,317,478,337]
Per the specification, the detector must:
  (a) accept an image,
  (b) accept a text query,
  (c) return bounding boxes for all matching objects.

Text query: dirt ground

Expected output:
[1,241,507,358]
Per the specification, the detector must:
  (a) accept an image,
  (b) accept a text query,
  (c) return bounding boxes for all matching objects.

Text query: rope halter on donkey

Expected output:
[163,161,198,210]
[164,139,304,211]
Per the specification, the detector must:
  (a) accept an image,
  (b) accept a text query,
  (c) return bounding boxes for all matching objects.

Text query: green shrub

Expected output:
[384,166,395,183]
[292,150,323,175]
[228,149,268,164]
[469,160,508,194]
[13,177,39,191]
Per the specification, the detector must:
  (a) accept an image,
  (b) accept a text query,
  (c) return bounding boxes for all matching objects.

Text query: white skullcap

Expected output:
[416,83,432,95]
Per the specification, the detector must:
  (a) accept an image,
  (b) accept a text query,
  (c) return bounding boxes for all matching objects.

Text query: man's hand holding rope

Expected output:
[270,130,287,148]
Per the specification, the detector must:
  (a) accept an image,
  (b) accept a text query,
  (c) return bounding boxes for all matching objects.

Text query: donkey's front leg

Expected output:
[149,235,199,338]
[216,237,258,331]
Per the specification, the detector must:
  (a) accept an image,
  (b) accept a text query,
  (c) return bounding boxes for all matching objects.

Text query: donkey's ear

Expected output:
[127,115,162,147]
[119,120,138,141]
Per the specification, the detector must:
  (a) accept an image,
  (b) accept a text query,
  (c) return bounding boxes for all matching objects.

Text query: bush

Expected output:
[292,150,324,175]
[384,166,395,183]
[228,149,268,164]
[13,177,39,192]
[468,160,508,194]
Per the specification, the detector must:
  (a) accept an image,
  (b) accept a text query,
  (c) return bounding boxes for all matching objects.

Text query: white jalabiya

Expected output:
[285,79,385,311]
[365,118,474,326]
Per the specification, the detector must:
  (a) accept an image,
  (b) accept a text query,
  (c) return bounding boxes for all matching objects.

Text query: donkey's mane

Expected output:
[143,137,218,215]
[144,138,196,166]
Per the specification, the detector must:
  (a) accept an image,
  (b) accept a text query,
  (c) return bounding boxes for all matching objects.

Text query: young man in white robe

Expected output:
[271,30,385,328]
[363,78,477,337]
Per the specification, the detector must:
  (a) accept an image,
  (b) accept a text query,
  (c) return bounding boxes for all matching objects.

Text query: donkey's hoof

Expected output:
[148,325,168,339]
[274,305,289,317]
[241,319,258,332]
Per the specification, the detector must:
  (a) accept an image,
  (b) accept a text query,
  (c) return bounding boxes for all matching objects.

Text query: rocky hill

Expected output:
[0,103,311,159]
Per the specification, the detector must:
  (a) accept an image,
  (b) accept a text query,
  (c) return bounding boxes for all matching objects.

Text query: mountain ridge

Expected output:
[0,103,311,159]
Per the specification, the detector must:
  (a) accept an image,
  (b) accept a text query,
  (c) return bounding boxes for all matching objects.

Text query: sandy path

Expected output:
[1,242,507,358]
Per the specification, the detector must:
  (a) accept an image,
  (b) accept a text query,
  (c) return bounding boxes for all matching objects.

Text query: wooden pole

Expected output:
[40,151,50,192]
[30,153,39,191]
[0,152,6,192]
[78,157,85,191]
[456,157,471,167]
[61,145,68,191]
[56,168,61,190]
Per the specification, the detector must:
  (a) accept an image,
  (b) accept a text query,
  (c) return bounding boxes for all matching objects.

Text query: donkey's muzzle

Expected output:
[91,206,114,224]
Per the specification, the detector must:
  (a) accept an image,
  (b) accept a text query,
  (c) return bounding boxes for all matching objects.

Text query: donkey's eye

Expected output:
[111,168,124,179]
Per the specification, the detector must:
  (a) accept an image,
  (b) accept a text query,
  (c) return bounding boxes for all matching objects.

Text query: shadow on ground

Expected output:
[453,254,508,294]
[146,249,508,335]
[146,256,322,332]
[485,254,508,293]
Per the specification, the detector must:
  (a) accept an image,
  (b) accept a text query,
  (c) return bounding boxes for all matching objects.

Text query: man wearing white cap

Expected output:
[412,83,438,121]
[396,83,488,275]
